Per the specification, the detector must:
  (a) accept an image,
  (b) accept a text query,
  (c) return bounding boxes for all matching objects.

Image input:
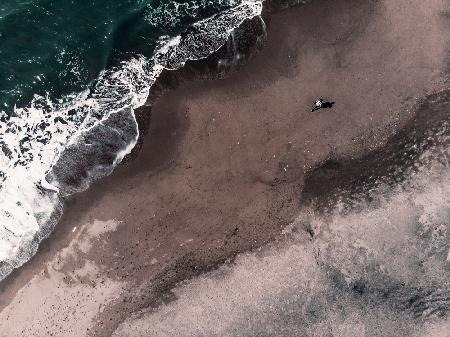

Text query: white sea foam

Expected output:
[0,0,264,280]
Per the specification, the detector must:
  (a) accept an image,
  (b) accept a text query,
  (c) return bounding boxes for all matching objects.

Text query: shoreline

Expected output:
[0,3,268,285]
[125,13,270,163]
[0,0,449,335]
[0,0,278,311]
[0,0,267,282]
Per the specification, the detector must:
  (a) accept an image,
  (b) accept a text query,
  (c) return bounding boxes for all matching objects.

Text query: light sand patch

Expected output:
[112,144,450,337]
[55,219,121,264]
[0,219,125,337]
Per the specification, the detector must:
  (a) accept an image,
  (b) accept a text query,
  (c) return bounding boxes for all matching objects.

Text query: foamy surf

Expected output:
[0,0,265,281]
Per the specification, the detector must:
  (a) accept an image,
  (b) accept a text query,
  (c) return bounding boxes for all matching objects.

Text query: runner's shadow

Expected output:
[322,101,335,108]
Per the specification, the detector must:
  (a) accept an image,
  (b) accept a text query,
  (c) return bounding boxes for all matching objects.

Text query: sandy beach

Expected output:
[0,0,449,336]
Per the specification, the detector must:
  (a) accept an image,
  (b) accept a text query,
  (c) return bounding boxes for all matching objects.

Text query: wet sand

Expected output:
[0,0,449,336]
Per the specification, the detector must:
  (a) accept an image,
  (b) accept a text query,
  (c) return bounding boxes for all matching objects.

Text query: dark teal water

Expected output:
[0,0,235,114]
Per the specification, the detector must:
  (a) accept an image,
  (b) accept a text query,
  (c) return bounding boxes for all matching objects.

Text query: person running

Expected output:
[311,98,335,112]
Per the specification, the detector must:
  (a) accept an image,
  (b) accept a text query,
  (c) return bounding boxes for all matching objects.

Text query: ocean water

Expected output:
[0,0,265,280]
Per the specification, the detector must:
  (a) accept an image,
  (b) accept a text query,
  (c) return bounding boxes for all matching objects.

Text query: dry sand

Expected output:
[0,0,449,336]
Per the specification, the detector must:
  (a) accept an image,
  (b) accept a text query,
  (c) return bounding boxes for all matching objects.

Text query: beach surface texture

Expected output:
[0,0,449,336]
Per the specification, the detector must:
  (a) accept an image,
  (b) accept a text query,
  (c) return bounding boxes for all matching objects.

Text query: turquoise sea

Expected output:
[0,0,244,112]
